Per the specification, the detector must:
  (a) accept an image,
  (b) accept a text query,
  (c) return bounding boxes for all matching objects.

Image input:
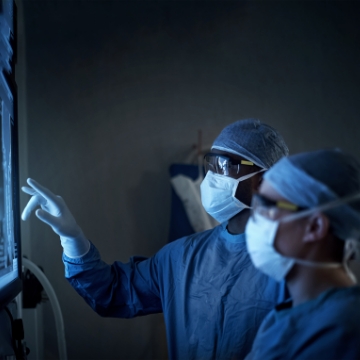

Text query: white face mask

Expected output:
[245,194,360,283]
[200,169,264,224]
[245,213,295,282]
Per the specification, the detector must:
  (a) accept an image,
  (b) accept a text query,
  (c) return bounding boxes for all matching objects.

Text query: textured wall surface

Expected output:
[21,1,360,359]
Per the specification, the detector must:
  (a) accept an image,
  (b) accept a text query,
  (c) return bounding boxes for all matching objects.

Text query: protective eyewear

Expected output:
[251,193,306,220]
[203,152,255,177]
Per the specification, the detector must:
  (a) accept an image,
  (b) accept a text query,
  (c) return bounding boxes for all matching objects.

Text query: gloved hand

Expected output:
[21,178,90,258]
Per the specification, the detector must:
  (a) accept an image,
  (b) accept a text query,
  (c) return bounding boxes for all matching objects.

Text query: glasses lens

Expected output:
[251,194,278,220]
[252,193,304,220]
[204,154,216,174]
[204,153,240,177]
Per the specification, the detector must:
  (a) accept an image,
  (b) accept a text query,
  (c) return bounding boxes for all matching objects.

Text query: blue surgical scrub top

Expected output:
[245,286,360,360]
[63,223,287,360]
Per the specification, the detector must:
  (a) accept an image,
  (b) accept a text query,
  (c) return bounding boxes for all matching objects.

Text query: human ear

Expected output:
[302,213,330,243]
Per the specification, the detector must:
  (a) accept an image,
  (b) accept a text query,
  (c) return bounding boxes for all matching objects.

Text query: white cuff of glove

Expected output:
[60,231,91,259]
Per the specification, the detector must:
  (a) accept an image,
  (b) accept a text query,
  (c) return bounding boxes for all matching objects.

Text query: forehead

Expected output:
[259,180,289,202]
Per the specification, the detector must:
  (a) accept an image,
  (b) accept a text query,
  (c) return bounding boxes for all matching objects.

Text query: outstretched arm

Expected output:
[22,178,164,317]
[63,245,163,318]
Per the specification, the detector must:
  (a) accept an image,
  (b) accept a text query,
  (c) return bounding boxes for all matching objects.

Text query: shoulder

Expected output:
[159,225,223,253]
[314,286,360,325]
[290,287,360,359]
[155,225,223,261]
[248,287,360,360]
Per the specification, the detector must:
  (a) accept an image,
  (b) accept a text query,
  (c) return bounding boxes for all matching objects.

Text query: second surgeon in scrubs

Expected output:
[245,149,360,359]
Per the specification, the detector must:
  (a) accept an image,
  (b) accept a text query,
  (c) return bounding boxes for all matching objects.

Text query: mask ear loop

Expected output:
[281,191,360,225]
[291,258,342,269]
[343,239,358,284]
[232,169,267,202]
[345,239,357,261]
[235,168,266,182]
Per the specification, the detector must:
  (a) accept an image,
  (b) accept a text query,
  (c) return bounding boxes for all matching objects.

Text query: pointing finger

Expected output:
[21,186,38,196]
[27,178,59,204]
[21,194,43,221]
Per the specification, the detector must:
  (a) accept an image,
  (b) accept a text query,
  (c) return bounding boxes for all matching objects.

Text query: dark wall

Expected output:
[22,1,360,359]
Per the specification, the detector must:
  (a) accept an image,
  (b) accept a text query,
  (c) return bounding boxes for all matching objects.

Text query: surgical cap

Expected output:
[264,149,360,241]
[211,119,289,169]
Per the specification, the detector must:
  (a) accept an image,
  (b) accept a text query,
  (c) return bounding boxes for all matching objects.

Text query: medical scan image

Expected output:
[0,100,16,281]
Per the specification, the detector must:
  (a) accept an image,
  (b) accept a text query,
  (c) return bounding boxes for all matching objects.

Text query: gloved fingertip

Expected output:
[21,207,31,220]
[28,178,38,187]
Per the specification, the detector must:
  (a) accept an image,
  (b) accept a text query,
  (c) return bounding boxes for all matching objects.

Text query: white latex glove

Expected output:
[21,178,90,258]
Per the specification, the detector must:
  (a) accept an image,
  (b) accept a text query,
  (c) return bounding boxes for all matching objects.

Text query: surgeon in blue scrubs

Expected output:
[21,119,289,360]
[245,149,360,360]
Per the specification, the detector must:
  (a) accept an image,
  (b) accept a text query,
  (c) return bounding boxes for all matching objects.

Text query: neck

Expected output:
[286,265,355,307]
[227,209,251,234]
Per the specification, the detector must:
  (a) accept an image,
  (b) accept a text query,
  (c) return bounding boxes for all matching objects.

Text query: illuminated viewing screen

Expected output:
[0,89,21,307]
[0,0,21,308]
[0,97,18,291]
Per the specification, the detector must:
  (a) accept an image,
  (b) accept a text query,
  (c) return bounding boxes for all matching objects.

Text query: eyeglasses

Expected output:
[203,152,255,177]
[251,193,307,220]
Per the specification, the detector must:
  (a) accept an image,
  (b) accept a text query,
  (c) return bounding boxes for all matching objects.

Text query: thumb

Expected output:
[35,209,61,230]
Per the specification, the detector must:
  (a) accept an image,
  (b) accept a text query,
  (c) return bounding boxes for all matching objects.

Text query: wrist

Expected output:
[60,231,90,258]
